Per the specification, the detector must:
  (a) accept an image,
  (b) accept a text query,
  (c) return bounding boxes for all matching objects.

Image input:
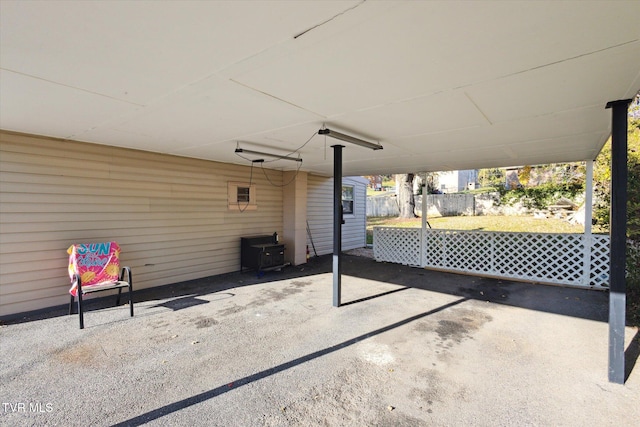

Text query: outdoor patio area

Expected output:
[1,253,638,426]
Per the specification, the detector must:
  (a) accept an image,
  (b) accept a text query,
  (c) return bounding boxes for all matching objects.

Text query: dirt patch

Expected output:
[254,287,303,304]
[457,278,511,302]
[414,307,492,347]
[54,345,97,365]
[217,283,311,316]
[193,316,219,328]
[290,280,313,288]
[435,320,468,343]
[217,304,245,317]
[272,359,394,426]
[52,342,109,367]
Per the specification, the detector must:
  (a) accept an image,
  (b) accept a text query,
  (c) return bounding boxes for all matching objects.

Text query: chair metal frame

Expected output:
[68,257,133,329]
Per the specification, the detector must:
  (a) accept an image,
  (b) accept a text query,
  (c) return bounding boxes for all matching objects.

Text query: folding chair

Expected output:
[67,242,133,329]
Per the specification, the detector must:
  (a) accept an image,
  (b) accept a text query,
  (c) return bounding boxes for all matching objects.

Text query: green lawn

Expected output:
[366,215,587,244]
[369,215,585,232]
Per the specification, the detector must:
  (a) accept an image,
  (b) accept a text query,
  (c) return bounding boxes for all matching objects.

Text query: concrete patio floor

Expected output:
[1,253,638,426]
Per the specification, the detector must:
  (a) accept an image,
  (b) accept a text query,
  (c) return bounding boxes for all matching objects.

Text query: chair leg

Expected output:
[128,284,134,317]
[69,295,75,315]
[116,287,122,306]
[78,291,84,330]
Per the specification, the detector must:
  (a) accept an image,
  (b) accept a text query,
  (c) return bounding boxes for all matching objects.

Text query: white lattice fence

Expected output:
[590,235,611,287]
[374,227,610,289]
[373,227,421,266]
[472,231,584,285]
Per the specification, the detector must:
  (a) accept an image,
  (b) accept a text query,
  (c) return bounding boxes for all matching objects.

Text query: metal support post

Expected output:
[421,175,427,267]
[333,145,344,307]
[606,98,632,384]
[582,160,594,286]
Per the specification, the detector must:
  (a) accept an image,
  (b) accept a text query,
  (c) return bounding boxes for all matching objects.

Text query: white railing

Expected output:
[373,227,610,289]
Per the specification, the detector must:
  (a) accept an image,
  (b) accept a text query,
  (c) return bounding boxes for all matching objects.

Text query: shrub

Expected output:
[627,240,640,326]
[498,182,584,210]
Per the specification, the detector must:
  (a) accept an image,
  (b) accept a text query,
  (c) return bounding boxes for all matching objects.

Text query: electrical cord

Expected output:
[262,131,316,163]
[236,160,255,213]
[233,130,317,190]
[260,158,303,187]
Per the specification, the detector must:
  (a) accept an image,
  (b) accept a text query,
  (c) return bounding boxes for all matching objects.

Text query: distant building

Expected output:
[504,167,522,189]
[364,175,384,191]
[435,170,478,193]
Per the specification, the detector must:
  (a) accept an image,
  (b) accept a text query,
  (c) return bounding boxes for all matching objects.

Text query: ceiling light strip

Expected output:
[235,148,302,162]
[318,128,383,150]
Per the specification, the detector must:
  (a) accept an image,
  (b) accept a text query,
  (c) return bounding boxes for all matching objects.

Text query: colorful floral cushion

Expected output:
[68,242,121,296]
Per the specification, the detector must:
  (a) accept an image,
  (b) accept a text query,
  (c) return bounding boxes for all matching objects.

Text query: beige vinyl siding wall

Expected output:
[0,131,283,317]
[306,175,367,256]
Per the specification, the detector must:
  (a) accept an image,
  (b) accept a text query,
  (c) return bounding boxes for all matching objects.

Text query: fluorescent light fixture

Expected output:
[318,128,383,150]
[235,148,302,162]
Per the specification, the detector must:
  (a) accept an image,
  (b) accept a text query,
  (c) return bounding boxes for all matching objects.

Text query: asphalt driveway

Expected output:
[1,253,638,426]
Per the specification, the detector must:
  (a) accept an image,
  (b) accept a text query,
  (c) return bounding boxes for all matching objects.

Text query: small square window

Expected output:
[237,186,250,203]
[228,182,257,211]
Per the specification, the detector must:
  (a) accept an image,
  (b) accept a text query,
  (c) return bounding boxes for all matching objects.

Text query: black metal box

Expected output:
[240,234,286,273]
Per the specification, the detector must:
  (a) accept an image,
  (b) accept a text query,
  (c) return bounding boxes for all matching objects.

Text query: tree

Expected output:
[424,172,440,194]
[396,173,416,218]
[593,98,640,240]
[517,165,532,187]
[478,168,505,188]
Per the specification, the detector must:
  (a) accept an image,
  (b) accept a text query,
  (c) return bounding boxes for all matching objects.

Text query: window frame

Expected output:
[228,182,257,211]
[341,185,355,216]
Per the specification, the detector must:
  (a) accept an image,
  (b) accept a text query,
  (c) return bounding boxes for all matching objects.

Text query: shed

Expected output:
[306,176,368,256]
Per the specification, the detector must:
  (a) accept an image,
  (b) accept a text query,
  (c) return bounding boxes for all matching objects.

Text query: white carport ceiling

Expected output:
[1,1,639,176]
